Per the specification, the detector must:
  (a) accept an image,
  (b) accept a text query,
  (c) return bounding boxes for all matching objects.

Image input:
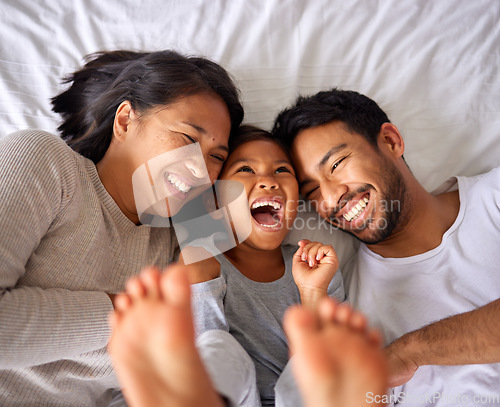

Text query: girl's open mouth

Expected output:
[250,197,284,229]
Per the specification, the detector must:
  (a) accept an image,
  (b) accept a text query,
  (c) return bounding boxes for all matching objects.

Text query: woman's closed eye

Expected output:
[210,154,226,163]
[183,133,197,144]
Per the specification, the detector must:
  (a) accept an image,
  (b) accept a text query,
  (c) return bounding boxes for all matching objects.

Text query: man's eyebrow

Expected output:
[298,143,347,191]
[317,143,347,169]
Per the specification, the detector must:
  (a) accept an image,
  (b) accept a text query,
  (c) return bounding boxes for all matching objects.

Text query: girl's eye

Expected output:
[275,166,291,174]
[236,165,254,174]
[331,156,347,174]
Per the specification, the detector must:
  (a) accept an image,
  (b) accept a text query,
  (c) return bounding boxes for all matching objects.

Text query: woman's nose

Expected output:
[185,158,208,179]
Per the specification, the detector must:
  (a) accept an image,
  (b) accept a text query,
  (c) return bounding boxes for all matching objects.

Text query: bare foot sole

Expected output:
[108,265,224,407]
[284,298,388,407]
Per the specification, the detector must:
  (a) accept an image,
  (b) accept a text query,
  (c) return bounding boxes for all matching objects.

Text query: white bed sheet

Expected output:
[1,0,499,265]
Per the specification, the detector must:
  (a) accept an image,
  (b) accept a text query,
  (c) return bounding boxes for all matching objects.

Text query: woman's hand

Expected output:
[292,240,339,309]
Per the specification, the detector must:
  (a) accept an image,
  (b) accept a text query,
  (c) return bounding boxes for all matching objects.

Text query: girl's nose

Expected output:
[258,177,279,190]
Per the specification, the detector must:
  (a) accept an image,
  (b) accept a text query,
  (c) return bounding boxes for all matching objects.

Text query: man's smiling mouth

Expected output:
[342,196,369,222]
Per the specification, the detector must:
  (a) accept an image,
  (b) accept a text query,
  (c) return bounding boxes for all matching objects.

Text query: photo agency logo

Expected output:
[132,143,252,264]
[366,391,500,405]
[285,197,403,232]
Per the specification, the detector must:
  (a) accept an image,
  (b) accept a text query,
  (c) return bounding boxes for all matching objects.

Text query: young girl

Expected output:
[113,125,346,406]
[184,125,345,405]
[0,49,243,406]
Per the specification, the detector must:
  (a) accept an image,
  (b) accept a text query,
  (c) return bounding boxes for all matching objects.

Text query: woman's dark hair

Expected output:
[51,50,244,163]
[272,88,390,151]
[228,124,292,161]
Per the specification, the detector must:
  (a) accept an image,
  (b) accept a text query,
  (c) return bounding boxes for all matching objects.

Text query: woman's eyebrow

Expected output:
[179,121,206,133]
[179,121,228,152]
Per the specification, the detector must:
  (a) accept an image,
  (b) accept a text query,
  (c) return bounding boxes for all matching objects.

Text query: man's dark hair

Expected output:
[272,88,390,150]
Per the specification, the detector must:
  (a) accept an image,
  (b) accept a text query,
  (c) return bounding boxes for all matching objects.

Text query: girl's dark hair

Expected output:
[272,88,390,151]
[228,124,292,161]
[51,50,244,163]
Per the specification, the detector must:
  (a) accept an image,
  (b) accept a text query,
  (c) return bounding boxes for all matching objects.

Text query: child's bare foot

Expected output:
[108,265,224,407]
[284,298,388,407]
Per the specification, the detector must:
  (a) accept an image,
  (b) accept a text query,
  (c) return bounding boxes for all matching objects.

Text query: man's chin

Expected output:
[325,217,390,245]
[336,224,391,246]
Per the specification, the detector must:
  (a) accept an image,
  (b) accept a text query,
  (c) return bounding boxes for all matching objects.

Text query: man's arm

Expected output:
[384,298,500,387]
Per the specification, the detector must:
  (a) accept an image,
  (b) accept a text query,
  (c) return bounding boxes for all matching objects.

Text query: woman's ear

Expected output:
[377,123,405,159]
[113,101,135,142]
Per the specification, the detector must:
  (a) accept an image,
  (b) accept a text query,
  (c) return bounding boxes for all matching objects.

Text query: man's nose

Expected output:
[321,182,347,212]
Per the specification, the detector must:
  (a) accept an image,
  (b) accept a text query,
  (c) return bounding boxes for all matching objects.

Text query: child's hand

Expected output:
[292,240,339,308]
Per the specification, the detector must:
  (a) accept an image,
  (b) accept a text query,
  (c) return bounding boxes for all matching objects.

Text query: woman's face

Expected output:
[218,139,299,250]
[103,92,232,222]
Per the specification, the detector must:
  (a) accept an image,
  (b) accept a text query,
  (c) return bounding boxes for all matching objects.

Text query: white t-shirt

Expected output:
[344,167,500,406]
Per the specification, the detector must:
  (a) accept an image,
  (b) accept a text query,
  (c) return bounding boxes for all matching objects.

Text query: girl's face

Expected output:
[219,139,299,250]
[105,92,232,221]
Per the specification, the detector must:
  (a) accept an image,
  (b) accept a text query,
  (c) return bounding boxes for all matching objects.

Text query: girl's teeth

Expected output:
[260,221,280,228]
[251,201,282,210]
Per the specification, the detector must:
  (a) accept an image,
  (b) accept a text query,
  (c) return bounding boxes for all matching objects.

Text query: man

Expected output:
[273,88,500,406]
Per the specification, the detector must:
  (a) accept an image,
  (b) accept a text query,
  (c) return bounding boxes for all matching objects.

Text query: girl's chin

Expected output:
[245,227,290,249]
[245,240,283,252]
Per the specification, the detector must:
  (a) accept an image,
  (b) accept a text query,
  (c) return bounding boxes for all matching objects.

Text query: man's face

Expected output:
[291,121,409,244]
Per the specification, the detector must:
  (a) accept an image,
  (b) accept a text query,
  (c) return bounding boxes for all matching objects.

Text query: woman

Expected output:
[0,49,243,406]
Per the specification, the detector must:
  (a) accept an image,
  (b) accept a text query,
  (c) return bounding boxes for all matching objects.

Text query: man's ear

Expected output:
[377,123,405,159]
[113,101,135,142]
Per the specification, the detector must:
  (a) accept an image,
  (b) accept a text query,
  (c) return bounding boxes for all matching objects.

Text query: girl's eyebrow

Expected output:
[228,158,254,166]
[229,158,291,166]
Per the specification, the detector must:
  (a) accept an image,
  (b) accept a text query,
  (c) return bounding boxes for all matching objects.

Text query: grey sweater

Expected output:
[0,130,178,406]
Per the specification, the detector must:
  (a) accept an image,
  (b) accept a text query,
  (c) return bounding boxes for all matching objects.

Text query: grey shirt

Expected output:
[191,241,345,406]
[0,130,178,406]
